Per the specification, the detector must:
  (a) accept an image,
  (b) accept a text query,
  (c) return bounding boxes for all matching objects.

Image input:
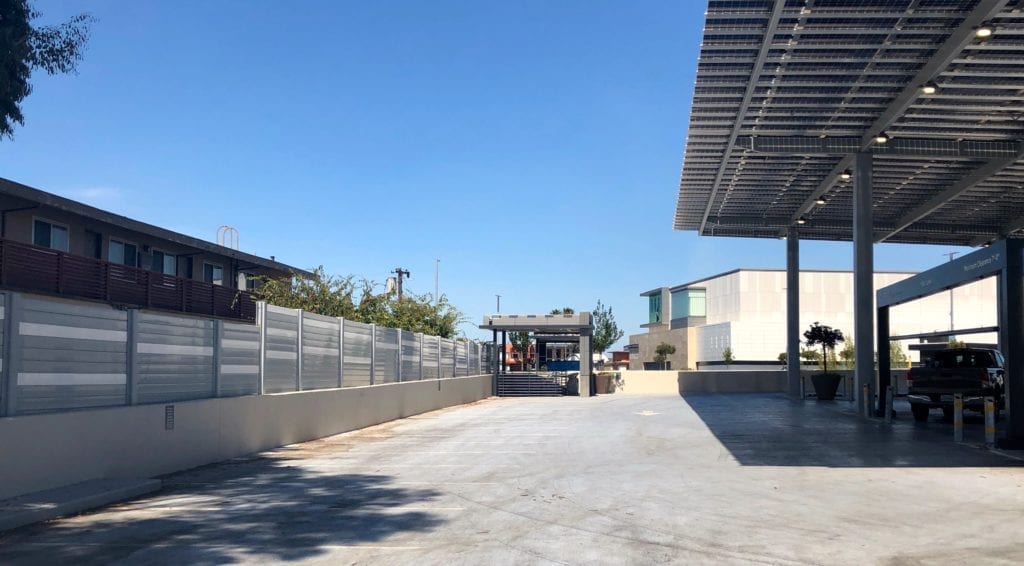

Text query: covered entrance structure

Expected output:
[480,313,594,397]
[673,1,1024,444]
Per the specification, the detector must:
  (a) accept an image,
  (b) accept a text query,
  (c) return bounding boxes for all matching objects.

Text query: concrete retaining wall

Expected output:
[619,369,786,395]
[0,374,492,501]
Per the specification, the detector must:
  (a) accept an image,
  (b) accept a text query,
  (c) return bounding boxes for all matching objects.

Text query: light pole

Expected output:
[434,258,440,305]
[496,294,501,313]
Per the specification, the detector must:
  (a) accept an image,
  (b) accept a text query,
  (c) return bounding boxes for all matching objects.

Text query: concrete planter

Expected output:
[811,373,843,400]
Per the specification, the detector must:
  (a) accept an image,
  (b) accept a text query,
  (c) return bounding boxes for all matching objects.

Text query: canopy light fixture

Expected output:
[796,217,806,225]
[921,82,937,95]
[815,197,826,205]
[874,133,889,144]
[975,25,993,38]
[839,170,851,180]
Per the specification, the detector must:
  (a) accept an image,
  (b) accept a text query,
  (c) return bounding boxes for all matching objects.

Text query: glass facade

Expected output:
[648,294,662,323]
[671,289,706,319]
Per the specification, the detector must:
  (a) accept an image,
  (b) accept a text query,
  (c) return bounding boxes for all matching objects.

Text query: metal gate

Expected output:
[497,373,571,397]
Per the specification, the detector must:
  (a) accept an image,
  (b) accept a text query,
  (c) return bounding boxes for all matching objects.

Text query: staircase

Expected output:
[497,373,569,397]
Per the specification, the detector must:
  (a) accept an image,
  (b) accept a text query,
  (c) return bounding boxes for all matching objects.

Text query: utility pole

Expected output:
[392,267,410,300]
[943,252,958,336]
[496,294,501,313]
[434,258,440,305]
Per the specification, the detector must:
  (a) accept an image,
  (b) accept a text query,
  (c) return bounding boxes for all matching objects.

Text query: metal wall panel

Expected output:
[135,311,216,404]
[342,319,372,387]
[400,330,420,381]
[374,326,399,384]
[440,338,455,378]
[14,294,127,414]
[263,305,298,393]
[220,321,260,397]
[455,341,468,376]
[301,312,340,390]
[421,334,439,379]
[468,343,479,375]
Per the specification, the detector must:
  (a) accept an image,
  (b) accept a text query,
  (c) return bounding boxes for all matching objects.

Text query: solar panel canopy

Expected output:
[675,0,1024,246]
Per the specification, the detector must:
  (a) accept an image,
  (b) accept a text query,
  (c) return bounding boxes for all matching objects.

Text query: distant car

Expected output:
[906,348,1005,422]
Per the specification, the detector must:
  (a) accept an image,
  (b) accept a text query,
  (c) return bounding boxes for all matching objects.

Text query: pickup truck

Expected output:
[907,347,1005,422]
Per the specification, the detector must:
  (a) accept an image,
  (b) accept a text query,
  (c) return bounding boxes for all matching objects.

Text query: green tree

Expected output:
[948,338,967,349]
[254,267,464,338]
[838,340,855,370]
[654,342,676,370]
[777,352,787,365]
[550,307,575,314]
[2,1,95,139]
[890,341,909,369]
[803,322,845,374]
[721,346,734,367]
[800,347,822,367]
[509,332,532,370]
[591,300,623,354]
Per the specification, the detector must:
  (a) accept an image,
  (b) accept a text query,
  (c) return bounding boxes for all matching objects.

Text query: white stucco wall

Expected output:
[693,270,998,364]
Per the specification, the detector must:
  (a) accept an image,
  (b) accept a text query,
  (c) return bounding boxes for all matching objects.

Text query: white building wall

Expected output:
[692,270,998,365]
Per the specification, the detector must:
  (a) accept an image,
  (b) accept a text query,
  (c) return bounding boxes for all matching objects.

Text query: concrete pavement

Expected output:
[0,393,1021,564]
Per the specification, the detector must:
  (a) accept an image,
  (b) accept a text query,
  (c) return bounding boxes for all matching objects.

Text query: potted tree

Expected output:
[803,322,845,400]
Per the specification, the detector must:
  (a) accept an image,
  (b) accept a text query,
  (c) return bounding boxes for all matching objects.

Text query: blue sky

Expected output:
[3,1,971,346]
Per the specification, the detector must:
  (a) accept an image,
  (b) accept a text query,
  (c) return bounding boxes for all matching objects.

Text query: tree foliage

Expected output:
[549,307,575,315]
[803,322,845,374]
[838,340,855,369]
[1,1,95,139]
[654,342,676,369]
[890,341,909,369]
[253,266,465,338]
[591,300,623,354]
[721,346,734,366]
[509,332,532,368]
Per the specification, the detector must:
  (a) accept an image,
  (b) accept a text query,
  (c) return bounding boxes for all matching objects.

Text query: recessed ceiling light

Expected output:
[840,170,851,180]
[921,83,937,95]
[796,217,806,225]
[975,26,993,38]
[874,133,889,144]
[815,198,826,205]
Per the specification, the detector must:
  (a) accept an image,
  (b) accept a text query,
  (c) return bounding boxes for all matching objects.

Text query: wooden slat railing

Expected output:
[0,238,256,321]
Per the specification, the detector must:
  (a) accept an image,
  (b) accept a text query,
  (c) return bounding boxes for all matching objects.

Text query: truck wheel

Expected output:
[911,404,930,422]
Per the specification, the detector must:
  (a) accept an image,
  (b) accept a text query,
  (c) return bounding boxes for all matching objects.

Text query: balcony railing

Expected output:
[0,237,256,321]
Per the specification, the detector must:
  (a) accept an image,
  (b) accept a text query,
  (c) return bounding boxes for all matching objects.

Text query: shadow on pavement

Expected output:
[0,455,446,565]
[682,393,1023,468]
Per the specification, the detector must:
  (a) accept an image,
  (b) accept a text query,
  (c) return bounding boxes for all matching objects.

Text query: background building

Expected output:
[629,269,997,370]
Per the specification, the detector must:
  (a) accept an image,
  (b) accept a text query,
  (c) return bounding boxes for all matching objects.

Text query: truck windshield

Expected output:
[932,350,995,368]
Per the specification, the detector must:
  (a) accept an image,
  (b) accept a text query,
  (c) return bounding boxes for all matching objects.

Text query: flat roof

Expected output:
[1,177,312,277]
[641,267,919,296]
[479,313,593,332]
[674,1,1024,246]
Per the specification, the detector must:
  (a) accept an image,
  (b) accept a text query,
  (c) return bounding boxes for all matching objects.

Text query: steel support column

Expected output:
[876,306,890,417]
[998,240,1024,446]
[853,152,875,415]
[786,226,801,399]
[501,331,507,374]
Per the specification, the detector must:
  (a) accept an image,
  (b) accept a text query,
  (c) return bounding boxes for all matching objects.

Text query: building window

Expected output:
[33,219,69,251]
[109,239,138,266]
[203,262,224,286]
[649,294,661,323]
[151,250,177,276]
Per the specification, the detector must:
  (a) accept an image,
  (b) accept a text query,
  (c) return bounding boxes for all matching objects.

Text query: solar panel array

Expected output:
[676,0,1024,245]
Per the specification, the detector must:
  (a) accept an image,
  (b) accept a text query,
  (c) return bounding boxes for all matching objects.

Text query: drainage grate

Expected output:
[165,405,175,430]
